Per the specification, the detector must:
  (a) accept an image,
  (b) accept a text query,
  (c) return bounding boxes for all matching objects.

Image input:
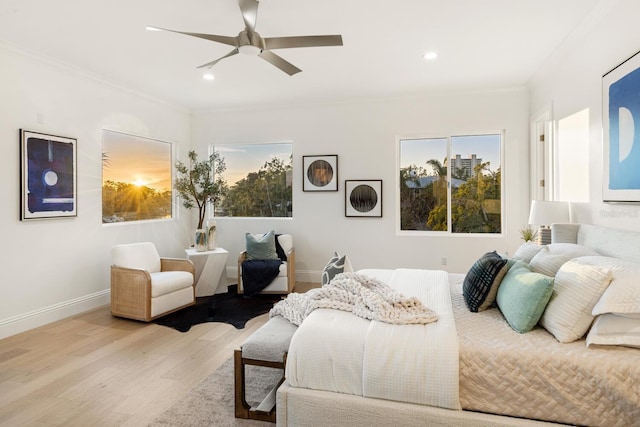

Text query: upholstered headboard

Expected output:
[552,223,640,264]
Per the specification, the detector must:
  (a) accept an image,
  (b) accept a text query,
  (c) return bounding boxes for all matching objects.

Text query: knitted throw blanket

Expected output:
[270,272,438,326]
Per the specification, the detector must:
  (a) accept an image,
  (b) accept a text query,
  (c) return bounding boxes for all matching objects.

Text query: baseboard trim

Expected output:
[0,290,111,340]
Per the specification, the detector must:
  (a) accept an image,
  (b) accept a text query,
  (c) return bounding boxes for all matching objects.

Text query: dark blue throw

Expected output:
[241,259,283,297]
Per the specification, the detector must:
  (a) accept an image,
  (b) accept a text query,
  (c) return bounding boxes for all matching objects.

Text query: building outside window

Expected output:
[399,133,502,234]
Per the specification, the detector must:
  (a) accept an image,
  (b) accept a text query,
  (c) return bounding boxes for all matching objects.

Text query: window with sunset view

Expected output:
[101,130,172,223]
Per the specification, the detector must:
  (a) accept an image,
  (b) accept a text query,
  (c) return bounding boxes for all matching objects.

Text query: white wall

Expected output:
[529,0,640,229]
[0,43,193,339]
[192,88,531,280]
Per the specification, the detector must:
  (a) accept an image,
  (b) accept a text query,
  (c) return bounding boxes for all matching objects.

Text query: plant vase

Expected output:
[195,229,208,252]
[206,219,217,250]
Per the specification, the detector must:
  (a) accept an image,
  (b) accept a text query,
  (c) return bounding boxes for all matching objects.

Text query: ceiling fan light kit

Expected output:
[148,0,343,76]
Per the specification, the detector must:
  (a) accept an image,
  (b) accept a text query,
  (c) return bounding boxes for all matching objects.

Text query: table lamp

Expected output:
[528,200,570,245]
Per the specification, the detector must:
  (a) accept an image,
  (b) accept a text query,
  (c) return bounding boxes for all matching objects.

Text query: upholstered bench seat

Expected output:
[234,315,298,422]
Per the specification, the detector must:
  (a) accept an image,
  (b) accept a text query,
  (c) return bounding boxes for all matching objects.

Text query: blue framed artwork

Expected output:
[603,50,640,202]
[20,129,77,220]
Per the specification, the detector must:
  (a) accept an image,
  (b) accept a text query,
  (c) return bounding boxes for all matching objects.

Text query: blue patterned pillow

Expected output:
[322,252,347,286]
[463,251,509,312]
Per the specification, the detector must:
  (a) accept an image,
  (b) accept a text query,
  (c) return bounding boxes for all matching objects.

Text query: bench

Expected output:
[234,315,298,422]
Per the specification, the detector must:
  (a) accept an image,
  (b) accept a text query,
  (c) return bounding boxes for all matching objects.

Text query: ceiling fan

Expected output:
[147,0,343,76]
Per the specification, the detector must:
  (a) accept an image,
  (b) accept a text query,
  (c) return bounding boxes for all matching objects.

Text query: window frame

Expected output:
[396,131,505,237]
[212,141,294,219]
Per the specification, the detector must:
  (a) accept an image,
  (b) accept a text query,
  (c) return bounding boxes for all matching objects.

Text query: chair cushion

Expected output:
[112,242,161,273]
[150,271,193,297]
[277,234,294,254]
[246,231,280,260]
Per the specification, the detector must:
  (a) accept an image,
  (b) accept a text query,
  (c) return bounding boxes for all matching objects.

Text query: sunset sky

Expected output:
[215,142,292,186]
[102,130,172,191]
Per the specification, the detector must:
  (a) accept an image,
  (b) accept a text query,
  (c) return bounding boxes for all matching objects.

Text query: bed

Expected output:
[276,223,640,426]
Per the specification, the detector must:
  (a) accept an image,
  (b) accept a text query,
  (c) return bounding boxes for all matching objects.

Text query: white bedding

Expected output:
[285,268,461,410]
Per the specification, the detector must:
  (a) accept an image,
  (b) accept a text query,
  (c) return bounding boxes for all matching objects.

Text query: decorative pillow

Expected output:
[546,243,600,258]
[496,261,554,333]
[539,260,612,343]
[462,251,509,312]
[321,252,353,285]
[528,248,571,277]
[592,271,640,318]
[245,230,280,261]
[512,242,545,264]
[586,314,640,348]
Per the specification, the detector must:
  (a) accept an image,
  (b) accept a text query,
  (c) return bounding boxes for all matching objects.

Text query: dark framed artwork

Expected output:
[603,50,640,202]
[20,129,77,220]
[345,180,382,217]
[303,155,338,191]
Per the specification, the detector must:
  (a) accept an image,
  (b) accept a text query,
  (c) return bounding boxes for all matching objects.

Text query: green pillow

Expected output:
[245,230,279,260]
[496,261,554,333]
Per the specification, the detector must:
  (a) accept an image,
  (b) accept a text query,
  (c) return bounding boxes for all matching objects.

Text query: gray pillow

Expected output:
[322,252,347,286]
[245,230,279,260]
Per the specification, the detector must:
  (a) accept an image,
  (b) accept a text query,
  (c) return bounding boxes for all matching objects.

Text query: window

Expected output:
[556,109,589,202]
[102,130,172,223]
[399,133,502,233]
[214,143,293,217]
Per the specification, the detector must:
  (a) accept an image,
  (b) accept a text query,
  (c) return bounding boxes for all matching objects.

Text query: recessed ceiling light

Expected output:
[423,51,438,60]
[202,71,215,81]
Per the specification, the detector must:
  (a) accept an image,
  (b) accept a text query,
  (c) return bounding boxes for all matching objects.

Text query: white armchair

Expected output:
[110,242,195,322]
[237,234,295,295]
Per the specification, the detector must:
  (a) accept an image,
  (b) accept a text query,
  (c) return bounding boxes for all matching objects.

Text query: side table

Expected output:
[185,247,229,297]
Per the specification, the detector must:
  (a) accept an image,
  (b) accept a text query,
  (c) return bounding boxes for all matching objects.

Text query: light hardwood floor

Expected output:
[0,282,317,426]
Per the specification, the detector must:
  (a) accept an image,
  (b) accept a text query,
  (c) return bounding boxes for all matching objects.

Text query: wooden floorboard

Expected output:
[0,282,317,426]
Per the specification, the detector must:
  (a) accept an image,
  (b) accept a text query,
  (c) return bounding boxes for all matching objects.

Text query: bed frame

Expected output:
[276,223,640,427]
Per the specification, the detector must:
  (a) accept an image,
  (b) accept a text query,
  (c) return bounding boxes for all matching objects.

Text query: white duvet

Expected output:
[285,268,461,410]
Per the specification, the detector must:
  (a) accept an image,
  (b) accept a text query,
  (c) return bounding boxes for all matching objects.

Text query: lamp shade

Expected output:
[528,200,570,226]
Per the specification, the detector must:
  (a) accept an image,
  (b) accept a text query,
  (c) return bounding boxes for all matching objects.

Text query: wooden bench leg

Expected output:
[234,349,285,423]
[234,349,251,419]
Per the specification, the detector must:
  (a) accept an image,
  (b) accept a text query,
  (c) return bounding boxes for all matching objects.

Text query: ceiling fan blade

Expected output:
[258,50,302,76]
[264,35,343,50]
[196,48,240,69]
[146,26,238,47]
[238,0,259,35]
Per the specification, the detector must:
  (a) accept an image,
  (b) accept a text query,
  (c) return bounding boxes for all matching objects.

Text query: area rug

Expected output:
[148,357,281,426]
[153,285,282,332]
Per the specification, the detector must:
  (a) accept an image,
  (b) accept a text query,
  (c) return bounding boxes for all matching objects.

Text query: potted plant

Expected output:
[519,225,538,243]
[175,150,227,250]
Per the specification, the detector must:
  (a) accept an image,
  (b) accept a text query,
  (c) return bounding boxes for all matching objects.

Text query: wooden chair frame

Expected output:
[110,257,195,322]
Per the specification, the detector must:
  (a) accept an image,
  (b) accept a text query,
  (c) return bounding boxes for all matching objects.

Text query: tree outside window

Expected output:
[214,143,293,218]
[399,134,502,234]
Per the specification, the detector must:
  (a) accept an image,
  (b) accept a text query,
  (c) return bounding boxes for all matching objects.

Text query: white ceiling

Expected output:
[0,0,604,111]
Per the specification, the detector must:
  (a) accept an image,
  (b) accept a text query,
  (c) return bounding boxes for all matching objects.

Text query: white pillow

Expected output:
[586,314,640,348]
[546,243,599,258]
[539,259,612,343]
[512,242,545,264]
[529,247,570,277]
[592,271,640,318]
[567,255,640,273]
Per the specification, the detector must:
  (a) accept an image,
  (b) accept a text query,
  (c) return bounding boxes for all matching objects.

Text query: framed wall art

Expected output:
[303,155,338,191]
[603,49,640,202]
[20,129,77,220]
[345,179,382,217]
